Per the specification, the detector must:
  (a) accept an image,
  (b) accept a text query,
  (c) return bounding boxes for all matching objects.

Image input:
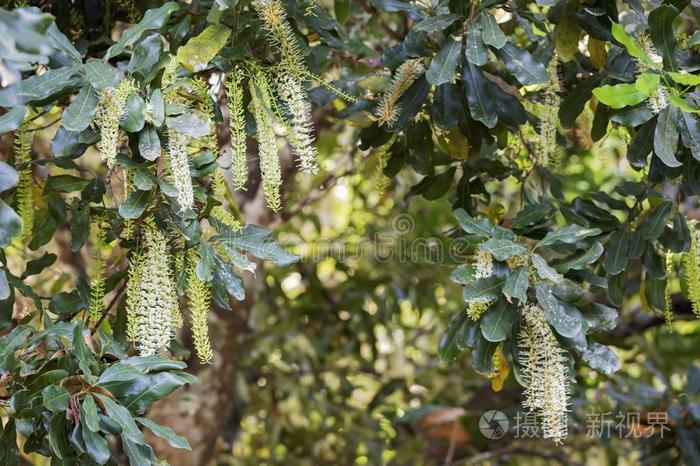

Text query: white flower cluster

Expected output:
[93,80,133,169]
[519,303,570,443]
[167,130,194,212]
[473,251,494,279]
[132,226,179,356]
[648,85,669,115]
[376,59,424,127]
[277,72,318,175]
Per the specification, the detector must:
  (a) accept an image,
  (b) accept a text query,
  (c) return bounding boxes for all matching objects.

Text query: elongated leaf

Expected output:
[438,311,468,361]
[118,190,150,219]
[559,76,600,128]
[481,299,514,341]
[502,267,528,303]
[479,238,527,261]
[679,111,700,160]
[480,13,506,49]
[0,107,26,135]
[641,200,672,239]
[217,224,298,266]
[47,23,82,64]
[80,394,100,432]
[649,5,679,70]
[62,86,98,131]
[531,254,563,282]
[414,14,462,32]
[84,59,121,90]
[667,71,700,87]
[426,37,462,86]
[463,276,504,303]
[603,230,629,275]
[465,26,487,66]
[106,3,180,59]
[94,394,144,443]
[555,242,604,272]
[535,283,582,338]
[137,417,191,450]
[611,22,658,69]
[495,43,548,85]
[581,341,621,375]
[592,83,647,109]
[0,66,81,107]
[42,385,70,413]
[537,224,601,248]
[654,105,681,167]
[177,23,231,72]
[80,423,110,464]
[462,62,497,128]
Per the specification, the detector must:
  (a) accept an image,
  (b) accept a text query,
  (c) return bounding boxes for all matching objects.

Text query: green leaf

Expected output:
[47,23,82,64]
[669,89,699,114]
[213,255,245,302]
[480,299,515,341]
[634,73,660,97]
[494,43,549,85]
[581,303,618,333]
[45,174,90,192]
[502,266,529,303]
[465,26,487,66]
[217,224,298,266]
[0,201,22,248]
[0,66,81,107]
[84,58,121,90]
[592,84,647,109]
[106,3,181,59]
[649,5,679,70]
[80,422,110,464]
[531,253,563,282]
[536,224,601,248]
[454,208,494,238]
[413,14,462,32]
[138,124,161,160]
[667,71,700,87]
[62,85,98,132]
[559,76,601,129]
[679,111,700,160]
[48,413,69,459]
[480,13,506,49]
[176,23,231,72]
[611,22,659,69]
[463,276,504,303]
[461,62,497,128]
[118,189,151,219]
[535,283,582,338]
[472,334,497,375]
[479,238,527,261]
[165,114,210,138]
[94,394,144,443]
[581,341,621,375]
[0,106,26,135]
[603,230,630,275]
[137,417,191,450]
[0,418,19,466]
[642,200,673,240]
[42,385,70,413]
[80,394,101,432]
[120,355,186,373]
[0,271,9,301]
[97,362,144,387]
[426,37,462,86]
[554,242,604,272]
[0,162,18,193]
[121,94,146,133]
[438,311,468,361]
[73,325,95,378]
[654,105,681,167]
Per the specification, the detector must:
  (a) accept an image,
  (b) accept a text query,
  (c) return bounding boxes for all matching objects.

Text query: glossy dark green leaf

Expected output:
[45,174,89,192]
[463,276,504,303]
[41,385,69,413]
[559,76,600,128]
[603,230,629,275]
[80,394,100,432]
[462,62,497,128]
[137,417,191,450]
[0,418,19,466]
[166,114,210,138]
[62,85,98,132]
[128,33,164,79]
[649,5,679,70]
[426,37,462,86]
[217,224,298,266]
[438,311,467,361]
[641,200,672,240]
[80,421,110,464]
[47,23,82,64]
[0,162,18,192]
[106,3,180,59]
[532,253,564,282]
[581,341,621,375]
[479,238,527,260]
[536,224,601,248]
[503,266,529,303]
[431,83,462,129]
[581,303,618,333]
[121,94,147,133]
[627,119,655,168]
[84,58,121,90]
[391,76,430,129]
[654,105,681,167]
[0,66,81,107]
[118,189,150,219]
[481,299,515,341]
[413,14,462,32]
[472,334,497,375]
[465,26,487,66]
[94,394,143,443]
[213,255,245,301]
[679,111,700,160]
[554,242,604,272]
[0,201,22,248]
[0,106,26,135]
[495,43,548,85]
[480,13,506,48]
[535,283,583,338]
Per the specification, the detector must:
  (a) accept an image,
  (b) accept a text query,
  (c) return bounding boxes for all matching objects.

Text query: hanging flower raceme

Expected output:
[226,70,249,191]
[538,58,562,170]
[126,249,143,344]
[131,224,179,356]
[186,250,213,364]
[191,77,220,157]
[648,85,669,115]
[211,170,242,231]
[277,72,318,175]
[14,124,33,240]
[375,59,424,127]
[93,80,134,169]
[683,223,700,318]
[88,214,107,325]
[250,70,283,211]
[167,130,195,212]
[664,251,674,329]
[254,0,306,73]
[518,303,570,443]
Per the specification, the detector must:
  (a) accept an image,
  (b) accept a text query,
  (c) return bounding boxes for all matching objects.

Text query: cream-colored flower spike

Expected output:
[167,130,195,212]
[519,303,570,443]
[14,124,33,240]
[254,0,306,73]
[134,225,179,356]
[93,80,134,169]
[375,59,424,127]
[277,73,318,175]
[225,70,249,191]
[250,71,282,211]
